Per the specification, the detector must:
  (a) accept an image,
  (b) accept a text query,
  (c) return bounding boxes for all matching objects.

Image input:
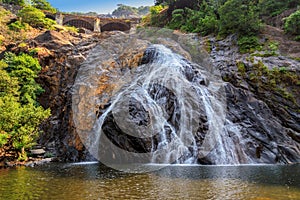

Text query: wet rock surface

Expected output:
[71,30,299,164]
[204,32,300,164]
[10,28,298,164]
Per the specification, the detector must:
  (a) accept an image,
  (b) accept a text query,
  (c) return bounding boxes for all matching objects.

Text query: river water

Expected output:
[0,163,299,199]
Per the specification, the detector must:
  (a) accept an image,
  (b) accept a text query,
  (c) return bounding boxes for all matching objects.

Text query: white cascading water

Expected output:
[89,44,230,165]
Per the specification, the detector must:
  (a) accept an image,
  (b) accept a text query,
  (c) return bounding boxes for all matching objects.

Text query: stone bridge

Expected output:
[45,12,141,32]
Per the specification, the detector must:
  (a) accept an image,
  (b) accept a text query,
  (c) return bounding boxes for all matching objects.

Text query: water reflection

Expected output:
[0,163,299,199]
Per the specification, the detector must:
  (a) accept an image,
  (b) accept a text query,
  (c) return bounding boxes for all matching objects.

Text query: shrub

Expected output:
[3,52,43,104]
[218,0,261,36]
[149,5,168,27]
[0,55,50,160]
[150,5,165,15]
[0,131,8,147]
[168,5,218,36]
[8,20,28,31]
[258,0,300,17]
[65,25,78,33]
[168,9,184,29]
[17,6,56,29]
[284,10,300,37]
[238,36,261,53]
[198,14,218,35]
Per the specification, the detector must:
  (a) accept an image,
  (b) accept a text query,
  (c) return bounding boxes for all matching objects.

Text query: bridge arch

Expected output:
[63,19,94,31]
[45,14,55,21]
[101,22,130,32]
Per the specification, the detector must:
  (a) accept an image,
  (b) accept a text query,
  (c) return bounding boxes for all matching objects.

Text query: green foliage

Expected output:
[241,59,299,104]
[0,61,19,97]
[17,6,56,29]
[0,131,8,147]
[268,41,279,53]
[150,5,165,15]
[151,0,261,36]
[168,9,184,29]
[8,20,28,31]
[251,40,279,57]
[218,0,261,36]
[0,55,50,160]
[168,4,218,35]
[284,10,300,38]
[0,95,50,160]
[28,48,39,56]
[3,52,44,104]
[148,5,168,27]
[150,0,300,38]
[31,0,57,13]
[258,0,300,17]
[64,25,78,33]
[237,61,246,76]
[238,36,261,53]
[2,0,25,6]
[295,35,300,41]
[198,15,218,35]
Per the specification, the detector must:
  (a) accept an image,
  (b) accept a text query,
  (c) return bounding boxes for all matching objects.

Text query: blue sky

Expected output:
[47,0,154,14]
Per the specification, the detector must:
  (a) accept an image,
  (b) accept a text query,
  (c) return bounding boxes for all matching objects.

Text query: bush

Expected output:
[0,131,8,147]
[178,8,204,32]
[284,10,300,37]
[168,9,184,29]
[65,25,78,33]
[0,56,50,160]
[149,5,168,27]
[150,5,165,15]
[8,20,28,31]
[238,36,261,53]
[168,5,218,36]
[4,52,44,104]
[197,14,218,35]
[258,0,300,17]
[17,6,56,29]
[218,0,261,36]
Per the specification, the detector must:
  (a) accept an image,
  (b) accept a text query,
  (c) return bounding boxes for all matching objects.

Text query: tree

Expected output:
[218,0,261,36]
[0,55,50,161]
[31,0,57,13]
[4,52,44,104]
[258,0,300,17]
[17,6,56,29]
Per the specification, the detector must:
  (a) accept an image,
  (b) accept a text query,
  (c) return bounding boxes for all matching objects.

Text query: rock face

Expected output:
[33,30,109,161]
[69,29,300,164]
[18,28,299,164]
[203,32,300,164]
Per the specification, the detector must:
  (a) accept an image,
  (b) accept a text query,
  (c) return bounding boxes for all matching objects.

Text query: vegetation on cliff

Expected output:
[0,1,57,162]
[145,0,300,44]
[0,55,50,161]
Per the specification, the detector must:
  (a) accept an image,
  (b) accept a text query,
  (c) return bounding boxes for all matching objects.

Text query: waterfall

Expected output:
[71,31,300,170]
[79,44,229,166]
